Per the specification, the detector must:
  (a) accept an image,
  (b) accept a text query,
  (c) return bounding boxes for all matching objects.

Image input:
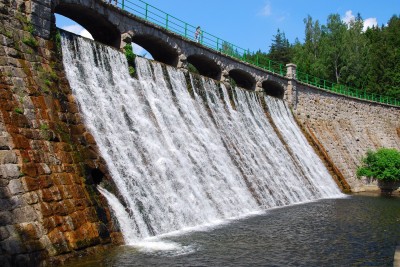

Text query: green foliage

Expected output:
[290,14,400,100]
[124,43,136,66]
[124,43,136,77]
[187,63,199,74]
[357,148,400,182]
[14,108,23,114]
[55,30,62,55]
[22,37,39,49]
[268,29,292,63]
[220,41,241,58]
[40,124,49,131]
[128,66,135,77]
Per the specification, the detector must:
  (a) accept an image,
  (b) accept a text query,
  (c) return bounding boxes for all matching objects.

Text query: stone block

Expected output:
[22,176,40,191]
[0,211,12,225]
[31,1,51,21]
[21,163,38,177]
[0,195,25,211]
[37,163,51,175]
[51,201,68,216]
[1,236,26,254]
[15,222,42,240]
[8,179,24,195]
[22,191,38,205]
[38,203,52,220]
[0,164,20,179]
[12,205,38,224]
[0,151,17,164]
[0,226,10,241]
[47,229,70,254]
[0,136,12,150]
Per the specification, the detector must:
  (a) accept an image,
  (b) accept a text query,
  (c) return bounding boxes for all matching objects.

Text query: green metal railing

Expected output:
[296,71,399,106]
[115,0,399,107]
[116,0,285,76]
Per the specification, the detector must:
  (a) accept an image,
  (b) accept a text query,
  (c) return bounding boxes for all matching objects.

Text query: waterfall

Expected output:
[61,33,342,242]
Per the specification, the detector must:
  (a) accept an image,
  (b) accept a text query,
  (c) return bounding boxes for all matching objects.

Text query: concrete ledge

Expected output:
[394,246,400,267]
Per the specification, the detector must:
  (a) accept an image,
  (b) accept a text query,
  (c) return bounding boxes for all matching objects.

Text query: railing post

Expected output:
[166,14,169,29]
[145,3,148,20]
[184,23,187,38]
[122,0,125,9]
[217,38,219,50]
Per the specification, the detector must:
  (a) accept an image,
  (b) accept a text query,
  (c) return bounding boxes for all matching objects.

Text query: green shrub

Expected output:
[357,148,400,182]
[128,66,135,77]
[124,43,136,66]
[22,37,38,49]
[14,107,23,114]
[124,43,136,77]
[188,63,199,74]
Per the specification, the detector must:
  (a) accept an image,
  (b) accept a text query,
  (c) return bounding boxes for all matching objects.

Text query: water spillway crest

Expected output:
[61,33,343,245]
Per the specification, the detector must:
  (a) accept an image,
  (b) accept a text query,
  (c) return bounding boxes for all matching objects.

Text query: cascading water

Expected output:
[61,33,342,244]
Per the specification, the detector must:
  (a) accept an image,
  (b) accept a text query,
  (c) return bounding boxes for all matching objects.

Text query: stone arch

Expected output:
[131,34,180,67]
[54,2,121,48]
[262,80,285,99]
[229,69,256,90]
[187,55,221,80]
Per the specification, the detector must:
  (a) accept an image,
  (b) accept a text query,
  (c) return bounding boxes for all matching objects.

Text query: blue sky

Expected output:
[56,0,400,55]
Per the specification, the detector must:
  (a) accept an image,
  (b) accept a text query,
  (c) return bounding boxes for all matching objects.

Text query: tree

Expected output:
[357,148,400,194]
[268,29,292,63]
[341,13,368,88]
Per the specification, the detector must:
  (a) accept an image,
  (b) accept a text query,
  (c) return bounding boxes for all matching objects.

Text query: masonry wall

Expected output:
[0,0,121,266]
[293,83,400,192]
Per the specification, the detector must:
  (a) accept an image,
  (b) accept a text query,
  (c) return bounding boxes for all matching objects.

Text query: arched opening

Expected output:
[131,34,179,67]
[54,3,121,48]
[229,69,256,90]
[262,80,285,99]
[187,55,221,80]
[55,14,93,39]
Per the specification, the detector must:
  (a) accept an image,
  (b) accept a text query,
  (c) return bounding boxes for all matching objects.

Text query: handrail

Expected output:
[296,71,399,106]
[115,0,399,107]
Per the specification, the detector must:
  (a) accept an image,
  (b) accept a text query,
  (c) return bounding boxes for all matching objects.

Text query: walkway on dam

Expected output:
[55,0,399,107]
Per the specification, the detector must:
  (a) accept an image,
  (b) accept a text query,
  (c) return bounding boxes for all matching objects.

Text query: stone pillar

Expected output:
[177,54,188,69]
[285,63,297,109]
[120,30,134,49]
[255,80,263,94]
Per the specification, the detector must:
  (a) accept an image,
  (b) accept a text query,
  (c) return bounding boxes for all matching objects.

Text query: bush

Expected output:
[124,43,136,66]
[357,148,400,182]
[22,37,38,49]
[124,43,136,77]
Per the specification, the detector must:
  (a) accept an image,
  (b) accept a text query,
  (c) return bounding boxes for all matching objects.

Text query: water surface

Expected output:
[66,194,400,267]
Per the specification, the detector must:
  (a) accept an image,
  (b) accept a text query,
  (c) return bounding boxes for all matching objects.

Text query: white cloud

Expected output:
[343,10,355,24]
[342,10,378,32]
[80,29,93,39]
[363,17,378,31]
[259,2,272,17]
[62,24,93,39]
[132,43,153,59]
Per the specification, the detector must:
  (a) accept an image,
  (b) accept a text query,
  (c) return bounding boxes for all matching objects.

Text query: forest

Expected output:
[248,14,400,100]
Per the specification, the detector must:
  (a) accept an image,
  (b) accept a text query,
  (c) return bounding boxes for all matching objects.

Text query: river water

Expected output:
[65,194,400,266]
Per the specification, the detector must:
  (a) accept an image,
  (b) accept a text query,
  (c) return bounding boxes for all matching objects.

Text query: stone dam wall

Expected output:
[1,0,400,265]
[293,83,400,192]
[0,0,122,266]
